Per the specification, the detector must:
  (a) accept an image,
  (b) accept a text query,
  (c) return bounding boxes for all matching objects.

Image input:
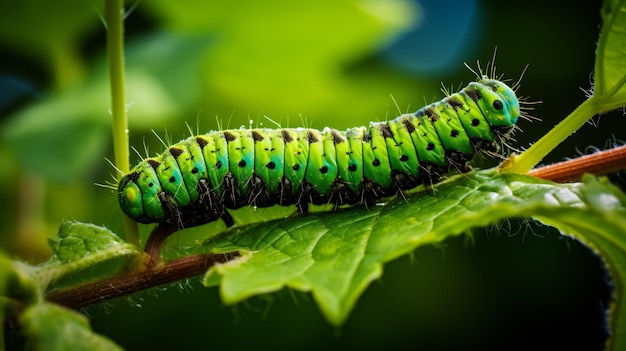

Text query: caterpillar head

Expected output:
[118,162,164,224]
[473,78,520,131]
[118,173,144,221]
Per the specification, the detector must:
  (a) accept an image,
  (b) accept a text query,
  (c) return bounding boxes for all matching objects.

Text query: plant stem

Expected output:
[505,97,600,174]
[529,144,626,183]
[144,224,178,267]
[45,253,237,309]
[106,0,139,246]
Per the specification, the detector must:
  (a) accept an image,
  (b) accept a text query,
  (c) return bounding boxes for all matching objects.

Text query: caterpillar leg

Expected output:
[221,211,235,227]
[144,223,178,266]
[158,186,227,229]
[297,199,309,214]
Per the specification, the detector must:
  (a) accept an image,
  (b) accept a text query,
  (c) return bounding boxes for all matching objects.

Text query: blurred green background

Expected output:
[0,0,618,350]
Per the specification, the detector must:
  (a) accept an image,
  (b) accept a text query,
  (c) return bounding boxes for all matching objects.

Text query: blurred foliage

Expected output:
[19,303,123,350]
[0,0,620,350]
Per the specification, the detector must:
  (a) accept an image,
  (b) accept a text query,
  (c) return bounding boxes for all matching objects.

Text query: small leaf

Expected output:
[202,168,625,342]
[35,222,142,290]
[19,303,123,351]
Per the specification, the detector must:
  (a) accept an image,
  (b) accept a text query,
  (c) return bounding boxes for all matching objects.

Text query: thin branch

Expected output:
[45,253,238,310]
[528,144,626,183]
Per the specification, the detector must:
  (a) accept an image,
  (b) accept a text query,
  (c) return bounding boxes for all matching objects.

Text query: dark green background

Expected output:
[1,0,617,350]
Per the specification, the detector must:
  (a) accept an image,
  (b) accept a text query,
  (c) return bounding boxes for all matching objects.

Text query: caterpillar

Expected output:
[118,77,521,229]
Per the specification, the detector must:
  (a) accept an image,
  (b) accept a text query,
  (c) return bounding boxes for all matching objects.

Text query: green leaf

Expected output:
[596,0,626,108]
[533,175,626,351]
[1,234,125,350]
[34,222,142,290]
[0,250,40,306]
[202,169,625,343]
[19,303,123,351]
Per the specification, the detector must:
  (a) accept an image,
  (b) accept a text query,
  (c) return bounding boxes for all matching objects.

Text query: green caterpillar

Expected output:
[118,77,520,229]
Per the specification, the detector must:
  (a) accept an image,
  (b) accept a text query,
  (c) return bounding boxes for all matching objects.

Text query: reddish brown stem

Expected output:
[45,253,236,310]
[144,224,178,267]
[528,144,626,183]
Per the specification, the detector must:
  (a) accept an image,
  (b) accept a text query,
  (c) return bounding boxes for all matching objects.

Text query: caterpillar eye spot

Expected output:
[266,161,276,169]
[493,100,504,110]
[292,164,300,171]
[372,159,381,167]
[125,187,138,203]
[426,142,435,151]
[400,155,409,162]
[148,182,154,187]
[216,161,222,169]
[348,164,357,172]
[238,160,247,168]
[191,167,198,174]
[450,130,459,138]
[320,166,329,174]
[169,176,176,183]
[471,118,480,126]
